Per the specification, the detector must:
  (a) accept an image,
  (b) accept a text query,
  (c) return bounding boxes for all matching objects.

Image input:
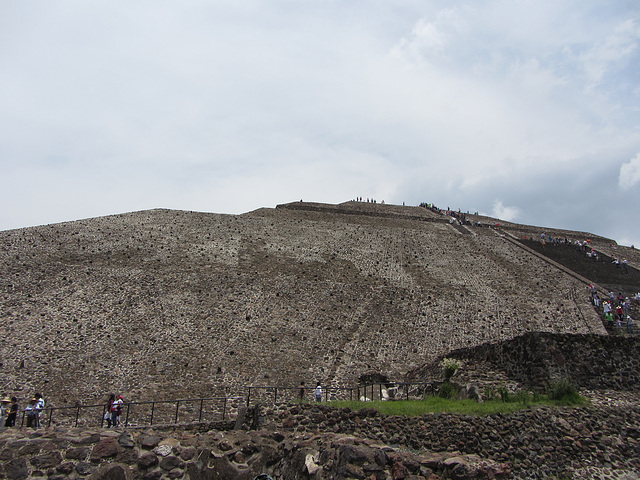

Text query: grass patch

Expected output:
[329,393,587,417]
[547,379,585,405]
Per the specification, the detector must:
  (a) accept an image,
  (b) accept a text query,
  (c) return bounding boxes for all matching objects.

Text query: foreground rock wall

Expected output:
[1,402,639,479]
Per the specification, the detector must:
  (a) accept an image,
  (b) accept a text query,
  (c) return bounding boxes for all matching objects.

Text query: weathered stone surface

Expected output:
[137,453,159,469]
[2,202,632,409]
[0,202,638,479]
[76,461,95,475]
[90,437,119,461]
[118,431,134,448]
[159,455,184,471]
[179,446,196,460]
[154,444,172,457]
[140,435,161,449]
[29,450,62,469]
[65,446,90,460]
[87,463,132,480]
[5,457,28,480]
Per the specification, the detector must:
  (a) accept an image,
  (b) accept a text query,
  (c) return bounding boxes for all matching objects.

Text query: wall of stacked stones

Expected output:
[1,401,639,479]
[411,332,640,391]
[0,205,607,407]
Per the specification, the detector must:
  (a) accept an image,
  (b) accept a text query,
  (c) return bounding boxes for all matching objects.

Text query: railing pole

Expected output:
[174,401,180,424]
[222,397,227,420]
[199,399,204,422]
[100,406,105,428]
[48,408,54,427]
[124,403,131,427]
[274,387,278,403]
[74,407,80,427]
[150,402,155,426]
[247,387,251,407]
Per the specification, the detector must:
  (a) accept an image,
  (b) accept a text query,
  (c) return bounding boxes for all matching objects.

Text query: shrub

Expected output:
[513,390,532,405]
[497,386,511,403]
[440,358,462,381]
[547,378,582,404]
[438,382,459,399]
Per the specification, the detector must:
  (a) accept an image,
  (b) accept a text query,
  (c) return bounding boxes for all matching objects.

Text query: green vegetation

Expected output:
[440,357,462,381]
[546,378,584,405]
[330,388,586,417]
[331,397,531,416]
[437,382,459,399]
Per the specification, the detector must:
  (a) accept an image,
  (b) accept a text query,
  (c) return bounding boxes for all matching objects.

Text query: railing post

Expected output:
[48,408,54,427]
[124,403,131,427]
[247,387,251,407]
[274,387,278,403]
[74,406,80,427]
[174,401,180,424]
[222,397,227,420]
[100,405,105,428]
[199,399,204,422]
[150,402,155,426]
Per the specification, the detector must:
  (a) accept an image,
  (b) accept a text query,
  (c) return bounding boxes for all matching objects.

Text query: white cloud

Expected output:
[619,153,640,189]
[578,18,640,90]
[491,201,521,222]
[0,1,639,245]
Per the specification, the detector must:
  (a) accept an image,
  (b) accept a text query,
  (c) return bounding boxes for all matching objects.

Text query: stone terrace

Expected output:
[0,202,609,407]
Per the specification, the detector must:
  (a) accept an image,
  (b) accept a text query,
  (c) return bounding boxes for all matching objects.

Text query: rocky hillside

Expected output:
[0,201,634,407]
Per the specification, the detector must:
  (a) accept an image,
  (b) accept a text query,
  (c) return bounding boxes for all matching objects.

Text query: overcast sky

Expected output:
[1,1,639,246]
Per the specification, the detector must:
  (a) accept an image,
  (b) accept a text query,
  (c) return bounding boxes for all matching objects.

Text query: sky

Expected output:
[1,1,639,246]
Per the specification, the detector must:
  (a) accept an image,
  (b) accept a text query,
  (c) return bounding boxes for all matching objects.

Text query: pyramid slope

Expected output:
[1,203,628,406]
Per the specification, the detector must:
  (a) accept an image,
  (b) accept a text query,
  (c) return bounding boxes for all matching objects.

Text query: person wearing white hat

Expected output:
[0,397,9,426]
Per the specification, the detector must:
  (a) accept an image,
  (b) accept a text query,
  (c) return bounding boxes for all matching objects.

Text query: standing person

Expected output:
[314,383,322,403]
[0,397,8,426]
[25,398,37,428]
[111,395,123,427]
[298,382,306,403]
[4,398,18,427]
[104,394,115,427]
[605,311,614,328]
[627,316,635,334]
[34,393,45,428]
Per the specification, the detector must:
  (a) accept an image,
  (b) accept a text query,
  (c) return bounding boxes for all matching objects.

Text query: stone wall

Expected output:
[1,401,639,479]
[408,332,640,391]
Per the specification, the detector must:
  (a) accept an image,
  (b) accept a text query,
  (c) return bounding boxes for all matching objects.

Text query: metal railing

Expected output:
[245,382,436,406]
[18,396,245,429]
[10,382,439,429]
